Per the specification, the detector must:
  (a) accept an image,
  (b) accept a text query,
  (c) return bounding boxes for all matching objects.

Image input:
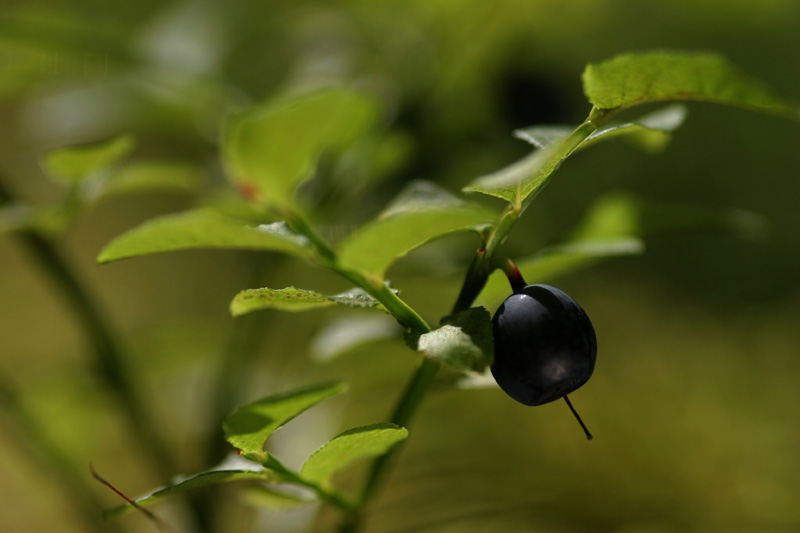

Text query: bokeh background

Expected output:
[1,1,799,532]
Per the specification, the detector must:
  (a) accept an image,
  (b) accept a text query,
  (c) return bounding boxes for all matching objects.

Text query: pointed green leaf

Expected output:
[41,135,135,186]
[571,191,767,242]
[513,105,687,162]
[413,307,494,373]
[512,125,573,149]
[310,316,398,362]
[338,181,493,276]
[223,88,381,208]
[580,104,687,152]
[103,469,271,518]
[333,131,415,192]
[0,204,76,235]
[301,423,408,487]
[570,192,643,242]
[242,485,313,512]
[97,210,311,263]
[199,189,275,224]
[582,51,798,115]
[230,286,389,316]
[327,287,390,309]
[231,287,335,315]
[462,144,563,204]
[97,160,204,199]
[223,382,347,456]
[640,204,768,240]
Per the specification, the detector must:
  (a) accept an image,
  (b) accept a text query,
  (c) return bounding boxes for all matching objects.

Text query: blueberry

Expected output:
[491,284,596,437]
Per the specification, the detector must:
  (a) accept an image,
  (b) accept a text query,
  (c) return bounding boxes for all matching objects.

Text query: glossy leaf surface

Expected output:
[301,423,408,487]
[42,135,135,186]
[223,382,347,456]
[338,181,492,276]
[97,211,311,263]
[230,286,387,316]
[223,88,380,208]
[583,51,797,114]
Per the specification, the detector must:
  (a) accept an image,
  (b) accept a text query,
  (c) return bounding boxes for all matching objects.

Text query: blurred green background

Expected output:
[1,1,799,532]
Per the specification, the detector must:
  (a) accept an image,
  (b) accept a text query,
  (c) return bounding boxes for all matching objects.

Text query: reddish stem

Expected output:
[90,465,176,532]
[492,256,527,293]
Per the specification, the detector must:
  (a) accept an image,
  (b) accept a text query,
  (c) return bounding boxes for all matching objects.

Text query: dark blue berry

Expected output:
[491,284,597,407]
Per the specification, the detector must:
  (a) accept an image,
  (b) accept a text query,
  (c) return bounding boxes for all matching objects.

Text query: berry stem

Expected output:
[562,394,593,440]
[492,256,527,293]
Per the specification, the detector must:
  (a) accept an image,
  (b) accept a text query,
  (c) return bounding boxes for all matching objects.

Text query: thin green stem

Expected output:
[287,108,613,532]
[341,107,613,531]
[341,269,431,333]
[287,208,431,334]
[0,178,174,477]
[352,356,440,510]
[454,107,612,315]
[285,210,337,263]
[450,247,488,315]
[0,177,215,531]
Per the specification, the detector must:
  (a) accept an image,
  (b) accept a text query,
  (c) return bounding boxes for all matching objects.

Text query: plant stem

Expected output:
[491,256,527,293]
[287,209,431,334]
[0,374,119,533]
[353,356,440,501]
[0,177,215,529]
[0,179,174,477]
[341,107,613,531]
[290,109,614,531]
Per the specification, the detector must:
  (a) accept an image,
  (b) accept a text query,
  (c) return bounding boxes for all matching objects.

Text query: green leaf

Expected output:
[412,307,494,372]
[41,135,135,186]
[328,287,391,309]
[230,286,389,316]
[333,132,415,192]
[0,204,77,235]
[231,287,334,315]
[199,189,275,224]
[462,143,567,204]
[571,191,767,241]
[514,105,688,157]
[512,126,573,149]
[97,160,204,199]
[222,87,381,208]
[582,104,687,153]
[338,181,493,277]
[0,204,34,234]
[104,469,271,518]
[582,51,798,115]
[242,485,313,512]
[223,382,347,456]
[310,315,398,362]
[570,192,643,242]
[301,423,408,488]
[97,210,311,263]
